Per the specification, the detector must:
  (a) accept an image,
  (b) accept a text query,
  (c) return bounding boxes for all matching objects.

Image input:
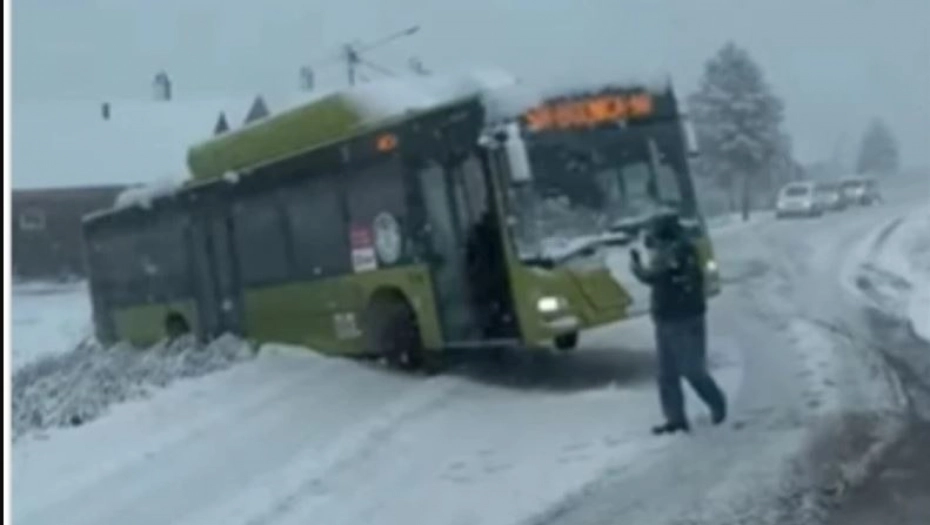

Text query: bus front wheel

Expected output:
[364,296,425,371]
[554,332,579,351]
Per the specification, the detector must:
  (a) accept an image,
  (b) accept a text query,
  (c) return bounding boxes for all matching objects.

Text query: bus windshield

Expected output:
[505,118,698,262]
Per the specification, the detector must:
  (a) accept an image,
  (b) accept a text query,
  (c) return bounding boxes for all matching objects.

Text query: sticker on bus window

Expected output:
[350,224,378,273]
[373,212,403,265]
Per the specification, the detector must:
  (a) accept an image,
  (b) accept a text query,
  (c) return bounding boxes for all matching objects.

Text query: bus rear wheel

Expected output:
[364,296,425,371]
[164,311,191,340]
[554,331,579,351]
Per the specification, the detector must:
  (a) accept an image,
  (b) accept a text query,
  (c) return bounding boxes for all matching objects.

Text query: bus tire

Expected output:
[164,311,191,340]
[364,295,424,371]
[554,331,579,351]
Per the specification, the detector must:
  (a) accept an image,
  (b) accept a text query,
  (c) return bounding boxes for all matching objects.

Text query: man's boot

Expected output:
[651,420,691,435]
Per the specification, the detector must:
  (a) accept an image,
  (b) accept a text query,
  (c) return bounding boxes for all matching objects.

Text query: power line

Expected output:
[359,59,397,78]
[312,25,420,86]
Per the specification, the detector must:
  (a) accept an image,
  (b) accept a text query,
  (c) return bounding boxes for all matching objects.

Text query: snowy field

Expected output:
[10,282,94,369]
[10,174,929,525]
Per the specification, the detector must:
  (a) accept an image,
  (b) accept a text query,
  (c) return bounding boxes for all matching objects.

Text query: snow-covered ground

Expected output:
[11,320,745,525]
[10,282,94,369]
[10,175,929,525]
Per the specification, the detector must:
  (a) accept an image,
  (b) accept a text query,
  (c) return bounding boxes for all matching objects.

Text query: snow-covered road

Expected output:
[11,173,930,525]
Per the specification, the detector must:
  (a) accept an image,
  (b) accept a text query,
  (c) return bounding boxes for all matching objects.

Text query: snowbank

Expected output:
[909,280,930,342]
[856,205,930,341]
[900,206,930,341]
[11,334,254,440]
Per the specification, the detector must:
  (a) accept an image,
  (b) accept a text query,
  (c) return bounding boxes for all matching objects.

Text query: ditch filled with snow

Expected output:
[11,334,255,441]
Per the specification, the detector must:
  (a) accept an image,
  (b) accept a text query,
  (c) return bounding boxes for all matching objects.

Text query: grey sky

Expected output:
[12,0,930,166]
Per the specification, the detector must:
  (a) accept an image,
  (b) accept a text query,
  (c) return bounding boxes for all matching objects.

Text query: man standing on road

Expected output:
[631,211,727,435]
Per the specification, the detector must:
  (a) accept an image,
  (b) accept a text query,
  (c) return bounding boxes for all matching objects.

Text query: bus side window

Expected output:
[135,216,188,300]
[283,175,350,278]
[344,158,408,266]
[104,231,142,304]
[232,194,291,286]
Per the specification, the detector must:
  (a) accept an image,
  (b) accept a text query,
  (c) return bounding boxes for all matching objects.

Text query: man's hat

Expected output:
[649,209,683,240]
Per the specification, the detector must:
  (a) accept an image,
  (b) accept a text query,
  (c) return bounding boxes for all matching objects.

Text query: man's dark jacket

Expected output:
[632,235,706,320]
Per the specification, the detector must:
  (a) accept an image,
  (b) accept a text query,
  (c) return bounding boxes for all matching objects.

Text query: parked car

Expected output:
[813,181,847,212]
[776,181,823,218]
[840,177,882,206]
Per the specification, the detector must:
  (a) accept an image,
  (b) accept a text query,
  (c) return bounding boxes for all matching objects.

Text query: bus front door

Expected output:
[416,163,481,345]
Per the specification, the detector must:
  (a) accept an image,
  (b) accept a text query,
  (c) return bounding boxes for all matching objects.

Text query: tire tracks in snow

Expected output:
[173,374,468,525]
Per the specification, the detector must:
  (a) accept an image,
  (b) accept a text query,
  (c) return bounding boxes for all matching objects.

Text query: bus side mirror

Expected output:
[503,123,533,183]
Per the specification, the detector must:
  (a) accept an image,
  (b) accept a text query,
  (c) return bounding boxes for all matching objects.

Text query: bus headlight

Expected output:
[537,296,568,314]
[705,259,718,273]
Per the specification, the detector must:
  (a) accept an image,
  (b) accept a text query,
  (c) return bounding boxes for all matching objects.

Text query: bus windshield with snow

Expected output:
[81,73,719,369]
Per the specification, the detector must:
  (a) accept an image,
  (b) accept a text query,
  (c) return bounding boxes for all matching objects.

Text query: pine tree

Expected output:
[688,42,788,220]
[856,118,899,175]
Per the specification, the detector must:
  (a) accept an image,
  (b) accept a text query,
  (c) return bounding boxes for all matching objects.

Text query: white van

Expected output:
[776,181,822,218]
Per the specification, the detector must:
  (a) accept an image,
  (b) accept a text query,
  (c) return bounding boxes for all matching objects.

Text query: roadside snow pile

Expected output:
[849,204,930,341]
[903,210,930,342]
[873,206,930,342]
[11,334,254,440]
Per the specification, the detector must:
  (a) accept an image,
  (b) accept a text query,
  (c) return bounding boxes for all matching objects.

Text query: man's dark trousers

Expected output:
[655,314,726,426]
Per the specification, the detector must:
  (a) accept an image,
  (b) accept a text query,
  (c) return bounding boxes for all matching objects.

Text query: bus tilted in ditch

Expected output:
[82,76,719,369]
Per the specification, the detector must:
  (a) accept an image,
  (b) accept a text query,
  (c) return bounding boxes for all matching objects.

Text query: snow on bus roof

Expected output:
[341,67,520,124]
[337,68,672,125]
[185,69,522,181]
[111,176,186,211]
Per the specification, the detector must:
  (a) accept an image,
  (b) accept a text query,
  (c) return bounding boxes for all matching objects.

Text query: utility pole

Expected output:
[345,45,360,86]
[409,57,430,76]
[338,25,420,87]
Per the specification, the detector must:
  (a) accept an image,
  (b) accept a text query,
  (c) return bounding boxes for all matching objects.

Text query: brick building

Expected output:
[12,185,126,280]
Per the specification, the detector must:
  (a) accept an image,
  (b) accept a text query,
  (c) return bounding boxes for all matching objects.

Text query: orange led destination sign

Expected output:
[523,93,654,132]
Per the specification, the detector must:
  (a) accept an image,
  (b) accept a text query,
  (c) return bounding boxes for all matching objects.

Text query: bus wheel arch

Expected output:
[362,288,426,371]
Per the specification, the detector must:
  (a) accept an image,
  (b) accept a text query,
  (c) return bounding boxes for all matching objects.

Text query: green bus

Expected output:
[82,80,718,369]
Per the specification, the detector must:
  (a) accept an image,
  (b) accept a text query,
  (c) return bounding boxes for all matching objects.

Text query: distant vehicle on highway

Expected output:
[776,181,822,218]
[840,177,882,206]
[813,181,848,212]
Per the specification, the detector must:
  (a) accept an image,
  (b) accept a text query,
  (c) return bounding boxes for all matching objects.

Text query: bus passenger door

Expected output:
[188,210,244,340]
[416,163,480,343]
[208,212,244,336]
